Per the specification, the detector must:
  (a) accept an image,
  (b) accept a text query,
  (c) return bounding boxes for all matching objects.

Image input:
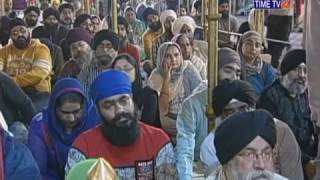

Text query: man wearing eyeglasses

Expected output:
[77,29,119,94]
[65,70,177,179]
[207,110,288,180]
[200,80,303,180]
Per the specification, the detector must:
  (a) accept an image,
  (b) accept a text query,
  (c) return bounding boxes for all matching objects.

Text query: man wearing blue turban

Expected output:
[66,70,177,179]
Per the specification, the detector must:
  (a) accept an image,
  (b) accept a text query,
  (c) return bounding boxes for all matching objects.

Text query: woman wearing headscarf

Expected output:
[124,6,146,49]
[237,30,277,96]
[148,42,202,139]
[28,78,100,180]
[112,53,161,128]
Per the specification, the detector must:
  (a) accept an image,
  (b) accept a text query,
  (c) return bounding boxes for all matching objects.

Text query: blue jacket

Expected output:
[2,128,41,180]
[175,81,209,180]
[27,78,101,180]
[245,63,277,96]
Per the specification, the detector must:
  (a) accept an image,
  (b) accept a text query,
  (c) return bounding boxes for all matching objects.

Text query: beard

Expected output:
[149,21,162,31]
[62,18,73,25]
[119,36,128,48]
[95,54,113,70]
[244,170,275,180]
[101,111,140,146]
[282,75,307,95]
[13,36,31,49]
[26,19,37,27]
[220,11,229,18]
[45,23,58,32]
[73,50,92,68]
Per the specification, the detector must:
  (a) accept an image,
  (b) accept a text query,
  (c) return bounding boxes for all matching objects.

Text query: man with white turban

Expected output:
[172,16,208,62]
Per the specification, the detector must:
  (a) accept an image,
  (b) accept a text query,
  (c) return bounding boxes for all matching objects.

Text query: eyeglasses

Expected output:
[237,149,273,162]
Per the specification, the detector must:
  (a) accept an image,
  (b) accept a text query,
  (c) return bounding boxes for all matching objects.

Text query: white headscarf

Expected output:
[172,16,196,36]
[160,10,177,25]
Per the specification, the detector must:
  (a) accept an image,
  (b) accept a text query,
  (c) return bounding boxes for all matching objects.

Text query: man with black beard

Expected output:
[142,7,163,60]
[32,7,69,45]
[0,18,52,112]
[66,70,177,179]
[24,6,41,32]
[217,0,239,49]
[77,29,119,94]
[257,49,318,180]
[117,16,141,64]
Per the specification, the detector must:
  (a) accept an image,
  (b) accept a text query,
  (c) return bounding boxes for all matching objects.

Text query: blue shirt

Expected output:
[175,81,209,180]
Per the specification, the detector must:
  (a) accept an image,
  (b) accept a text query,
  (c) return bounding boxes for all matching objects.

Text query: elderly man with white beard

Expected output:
[257,49,317,179]
[207,110,288,180]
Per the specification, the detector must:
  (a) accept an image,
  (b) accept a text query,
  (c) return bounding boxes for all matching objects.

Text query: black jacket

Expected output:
[32,25,69,46]
[0,72,36,126]
[134,86,161,128]
[257,79,317,164]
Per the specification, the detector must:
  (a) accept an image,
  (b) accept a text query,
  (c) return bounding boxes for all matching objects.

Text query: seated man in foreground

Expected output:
[65,70,177,179]
[208,110,288,180]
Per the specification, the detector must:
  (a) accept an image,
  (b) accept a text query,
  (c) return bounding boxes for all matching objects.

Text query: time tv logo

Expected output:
[253,0,291,9]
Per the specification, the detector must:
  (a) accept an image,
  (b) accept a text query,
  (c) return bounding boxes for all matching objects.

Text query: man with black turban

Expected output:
[257,49,317,179]
[207,110,289,180]
[201,79,303,180]
[141,7,162,60]
[117,16,141,64]
[32,7,69,45]
[74,14,94,36]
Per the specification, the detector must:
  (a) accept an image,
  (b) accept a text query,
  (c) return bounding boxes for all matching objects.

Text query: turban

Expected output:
[43,7,60,20]
[219,0,229,5]
[142,7,159,23]
[218,47,241,70]
[90,70,132,103]
[24,6,40,16]
[160,10,177,25]
[59,3,74,13]
[172,16,196,36]
[92,29,119,50]
[74,14,91,28]
[280,49,306,76]
[214,110,276,165]
[66,158,117,180]
[117,16,129,31]
[66,27,92,46]
[212,80,257,117]
[9,18,26,32]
